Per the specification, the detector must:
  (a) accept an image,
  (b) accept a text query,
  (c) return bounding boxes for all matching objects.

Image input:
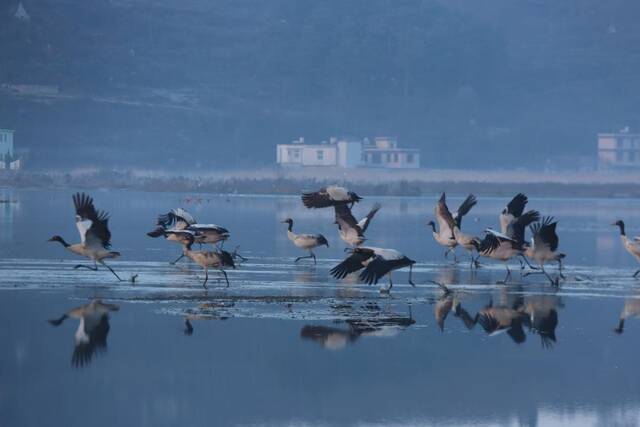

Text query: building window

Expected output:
[407,154,414,163]
[372,152,381,164]
[287,148,300,159]
[393,153,399,163]
[616,150,624,162]
[385,153,391,162]
[316,150,324,161]
[629,151,637,163]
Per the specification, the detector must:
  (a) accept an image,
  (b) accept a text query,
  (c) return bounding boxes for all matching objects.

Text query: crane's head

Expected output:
[281,218,293,224]
[612,220,626,236]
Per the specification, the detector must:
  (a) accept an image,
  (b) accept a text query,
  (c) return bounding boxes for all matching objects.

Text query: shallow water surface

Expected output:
[1,190,640,427]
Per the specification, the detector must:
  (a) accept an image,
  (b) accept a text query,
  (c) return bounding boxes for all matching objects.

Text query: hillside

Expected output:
[1,0,639,170]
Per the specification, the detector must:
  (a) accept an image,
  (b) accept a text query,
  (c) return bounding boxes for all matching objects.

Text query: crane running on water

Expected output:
[48,193,123,281]
[428,193,477,263]
[333,202,381,247]
[523,217,565,286]
[183,233,236,288]
[330,246,416,293]
[282,218,329,264]
[612,220,640,278]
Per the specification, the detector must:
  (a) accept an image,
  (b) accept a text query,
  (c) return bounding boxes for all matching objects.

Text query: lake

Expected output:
[1,189,640,427]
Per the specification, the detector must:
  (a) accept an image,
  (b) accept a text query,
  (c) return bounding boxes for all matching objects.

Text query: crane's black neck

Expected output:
[287,221,293,232]
[52,236,70,248]
[617,222,626,236]
[428,222,437,233]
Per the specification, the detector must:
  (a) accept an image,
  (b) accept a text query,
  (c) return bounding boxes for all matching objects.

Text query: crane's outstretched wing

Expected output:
[453,194,477,229]
[73,193,112,249]
[330,248,375,279]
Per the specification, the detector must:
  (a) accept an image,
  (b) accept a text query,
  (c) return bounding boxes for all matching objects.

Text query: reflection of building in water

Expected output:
[0,128,22,170]
[0,189,18,243]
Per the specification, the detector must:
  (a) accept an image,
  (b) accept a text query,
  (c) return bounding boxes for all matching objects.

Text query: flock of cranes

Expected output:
[47,187,640,291]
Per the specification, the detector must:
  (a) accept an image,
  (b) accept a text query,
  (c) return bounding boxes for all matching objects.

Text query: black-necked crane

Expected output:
[281,218,329,264]
[523,217,565,286]
[428,193,477,262]
[148,207,230,251]
[302,185,362,209]
[500,193,529,235]
[156,208,196,230]
[183,233,236,288]
[330,246,415,293]
[614,298,640,334]
[333,203,381,247]
[48,193,122,281]
[48,299,119,368]
[147,226,198,265]
[612,220,640,278]
[474,229,524,283]
[474,203,540,282]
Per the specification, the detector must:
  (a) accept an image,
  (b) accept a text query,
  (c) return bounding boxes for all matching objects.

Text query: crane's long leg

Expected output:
[633,269,640,278]
[203,269,208,289]
[542,267,559,287]
[74,263,98,271]
[408,264,415,287]
[519,254,538,271]
[294,253,315,263]
[169,253,185,265]
[498,265,511,284]
[220,269,230,287]
[311,251,316,265]
[100,261,123,281]
[557,258,565,279]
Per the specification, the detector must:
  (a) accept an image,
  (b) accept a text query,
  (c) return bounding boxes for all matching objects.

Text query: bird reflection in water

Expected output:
[48,299,119,367]
[454,294,561,348]
[613,298,640,334]
[300,306,415,350]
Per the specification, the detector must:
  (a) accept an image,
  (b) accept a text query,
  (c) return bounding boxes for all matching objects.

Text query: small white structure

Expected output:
[362,137,420,169]
[598,128,640,170]
[14,2,30,21]
[277,137,359,167]
[277,136,419,169]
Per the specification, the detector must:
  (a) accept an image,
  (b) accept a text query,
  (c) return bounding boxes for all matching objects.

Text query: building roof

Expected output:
[0,129,15,133]
[363,147,420,152]
[598,132,640,137]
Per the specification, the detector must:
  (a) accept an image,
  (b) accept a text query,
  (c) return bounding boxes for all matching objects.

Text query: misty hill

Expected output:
[1,0,639,170]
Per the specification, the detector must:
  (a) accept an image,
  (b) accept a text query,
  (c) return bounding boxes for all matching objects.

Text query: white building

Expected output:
[362,137,420,169]
[276,136,419,169]
[597,128,640,169]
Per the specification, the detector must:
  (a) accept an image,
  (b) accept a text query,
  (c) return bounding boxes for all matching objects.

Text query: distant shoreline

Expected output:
[0,167,638,198]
